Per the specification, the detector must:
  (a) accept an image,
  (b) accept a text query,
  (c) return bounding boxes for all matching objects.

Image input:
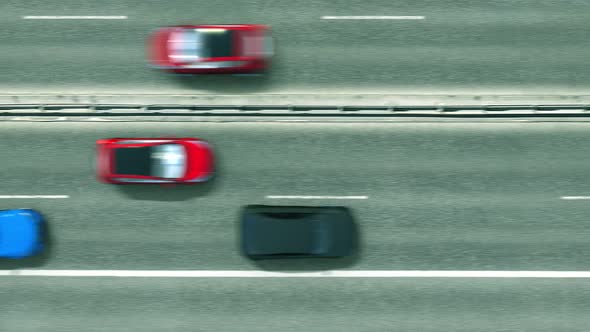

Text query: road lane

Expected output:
[0,0,589,94]
[0,120,590,270]
[1,119,590,331]
[2,278,590,332]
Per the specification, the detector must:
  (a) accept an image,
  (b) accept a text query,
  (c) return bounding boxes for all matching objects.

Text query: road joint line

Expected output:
[321,16,425,20]
[22,16,128,20]
[266,195,369,200]
[1,270,590,278]
[0,195,69,199]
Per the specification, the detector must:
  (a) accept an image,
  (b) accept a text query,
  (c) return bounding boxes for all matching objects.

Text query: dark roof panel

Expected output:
[240,205,356,259]
[114,147,153,176]
[204,30,235,58]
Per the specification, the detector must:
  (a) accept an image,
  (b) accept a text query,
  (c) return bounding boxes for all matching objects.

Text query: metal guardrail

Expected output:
[0,104,589,116]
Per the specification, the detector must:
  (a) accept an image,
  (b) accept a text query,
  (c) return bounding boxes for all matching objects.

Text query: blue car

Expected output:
[0,209,45,259]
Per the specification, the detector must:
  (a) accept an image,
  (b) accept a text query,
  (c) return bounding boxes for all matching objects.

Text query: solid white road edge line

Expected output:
[22,16,128,20]
[1,270,590,278]
[561,196,590,200]
[321,16,425,20]
[266,195,368,200]
[0,195,69,199]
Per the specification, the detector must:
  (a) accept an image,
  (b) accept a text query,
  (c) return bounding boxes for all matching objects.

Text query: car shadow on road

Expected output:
[116,176,218,202]
[249,253,362,272]
[171,71,272,93]
[245,220,363,272]
[0,216,54,269]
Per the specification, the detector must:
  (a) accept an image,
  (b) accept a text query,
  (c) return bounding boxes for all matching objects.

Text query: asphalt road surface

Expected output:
[0,0,589,94]
[1,119,590,331]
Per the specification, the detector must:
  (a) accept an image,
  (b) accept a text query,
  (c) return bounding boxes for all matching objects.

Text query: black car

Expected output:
[240,205,357,259]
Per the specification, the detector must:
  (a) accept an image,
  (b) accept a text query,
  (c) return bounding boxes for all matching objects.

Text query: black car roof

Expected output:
[114,146,153,176]
[240,205,356,259]
[203,29,235,58]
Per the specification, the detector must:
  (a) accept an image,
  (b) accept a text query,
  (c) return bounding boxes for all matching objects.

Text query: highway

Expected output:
[1,119,590,331]
[0,0,589,94]
[2,0,590,330]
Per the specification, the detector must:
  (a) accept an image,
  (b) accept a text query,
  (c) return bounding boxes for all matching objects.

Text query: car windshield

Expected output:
[170,28,235,61]
[151,144,187,179]
[169,29,204,61]
[114,144,186,179]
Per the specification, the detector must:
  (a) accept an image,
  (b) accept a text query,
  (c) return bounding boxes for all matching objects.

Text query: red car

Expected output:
[96,138,214,184]
[148,24,273,74]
